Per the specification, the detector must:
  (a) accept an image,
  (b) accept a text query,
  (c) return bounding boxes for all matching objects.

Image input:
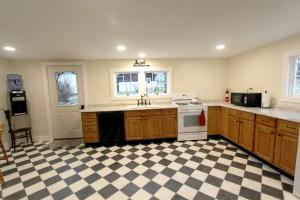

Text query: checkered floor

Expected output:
[0,139,297,200]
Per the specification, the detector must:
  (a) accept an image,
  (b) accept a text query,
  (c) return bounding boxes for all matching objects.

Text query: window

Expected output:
[292,57,300,95]
[282,54,300,103]
[55,72,79,105]
[145,72,167,95]
[115,72,139,96]
[110,68,172,99]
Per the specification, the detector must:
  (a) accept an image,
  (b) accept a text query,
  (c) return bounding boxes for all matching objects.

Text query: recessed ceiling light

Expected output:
[216,44,225,50]
[3,46,16,52]
[116,45,126,51]
[138,52,146,58]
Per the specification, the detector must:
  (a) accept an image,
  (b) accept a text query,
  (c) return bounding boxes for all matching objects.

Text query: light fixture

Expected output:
[138,52,146,58]
[216,44,225,50]
[3,46,16,52]
[133,59,150,67]
[116,45,126,51]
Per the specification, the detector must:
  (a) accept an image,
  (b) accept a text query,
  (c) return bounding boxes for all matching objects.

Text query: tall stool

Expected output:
[0,123,9,184]
[4,110,33,151]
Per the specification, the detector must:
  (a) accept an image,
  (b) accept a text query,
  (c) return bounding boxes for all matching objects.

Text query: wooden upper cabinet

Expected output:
[162,109,178,138]
[143,116,162,139]
[208,106,219,135]
[125,116,144,141]
[238,119,255,152]
[81,112,100,143]
[254,124,276,163]
[228,115,239,143]
[274,120,299,175]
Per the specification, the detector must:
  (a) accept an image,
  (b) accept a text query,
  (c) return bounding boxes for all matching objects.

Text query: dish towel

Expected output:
[199,109,206,126]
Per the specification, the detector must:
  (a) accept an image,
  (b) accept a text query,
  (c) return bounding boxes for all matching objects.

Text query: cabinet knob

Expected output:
[278,134,281,136]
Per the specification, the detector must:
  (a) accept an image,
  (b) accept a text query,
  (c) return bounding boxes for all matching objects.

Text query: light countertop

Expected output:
[81,101,300,123]
[81,103,178,112]
[205,101,300,124]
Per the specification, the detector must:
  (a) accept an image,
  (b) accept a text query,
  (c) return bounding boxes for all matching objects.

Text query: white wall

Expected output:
[228,33,300,110]
[86,59,228,105]
[0,57,12,148]
[8,58,228,140]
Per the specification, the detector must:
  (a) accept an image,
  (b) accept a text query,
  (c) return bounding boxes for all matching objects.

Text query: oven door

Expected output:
[178,110,207,133]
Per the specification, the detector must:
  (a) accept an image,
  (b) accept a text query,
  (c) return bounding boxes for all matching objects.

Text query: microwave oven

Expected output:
[231,93,262,107]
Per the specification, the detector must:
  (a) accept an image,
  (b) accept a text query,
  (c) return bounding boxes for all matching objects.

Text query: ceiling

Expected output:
[1,0,300,60]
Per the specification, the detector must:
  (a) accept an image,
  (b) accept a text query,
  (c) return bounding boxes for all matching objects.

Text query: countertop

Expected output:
[81,101,300,123]
[205,101,300,124]
[81,103,178,112]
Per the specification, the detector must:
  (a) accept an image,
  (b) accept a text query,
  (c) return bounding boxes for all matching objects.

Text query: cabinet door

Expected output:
[221,107,229,137]
[125,117,143,141]
[238,119,255,152]
[227,115,239,143]
[162,115,177,138]
[274,130,298,175]
[254,124,275,163]
[208,106,219,135]
[143,116,162,139]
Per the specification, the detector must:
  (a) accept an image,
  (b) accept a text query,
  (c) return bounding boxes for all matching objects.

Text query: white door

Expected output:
[47,65,84,139]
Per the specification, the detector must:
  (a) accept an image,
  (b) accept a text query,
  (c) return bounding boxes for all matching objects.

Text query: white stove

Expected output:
[173,93,208,141]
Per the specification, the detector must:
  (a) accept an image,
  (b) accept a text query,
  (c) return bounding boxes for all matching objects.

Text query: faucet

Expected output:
[139,94,148,106]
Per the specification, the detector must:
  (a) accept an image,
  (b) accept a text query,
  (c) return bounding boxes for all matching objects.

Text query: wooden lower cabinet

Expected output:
[274,130,299,175]
[238,119,255,151]
[220,107,229,138]
[208,106,219,135]
[124,109,177,141]
[162,114,177,138]
[143,116,162,139]
[227,115,239,143]
[254,124,276,163]
[125,117,144,141]
[82,112,100,143]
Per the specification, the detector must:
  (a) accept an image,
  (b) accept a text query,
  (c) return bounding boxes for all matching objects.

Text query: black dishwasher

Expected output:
[98,111,125,146]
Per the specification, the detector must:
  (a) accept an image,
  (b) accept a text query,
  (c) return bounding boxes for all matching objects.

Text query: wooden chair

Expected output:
[4,110,33,151]
[0,123,9,184]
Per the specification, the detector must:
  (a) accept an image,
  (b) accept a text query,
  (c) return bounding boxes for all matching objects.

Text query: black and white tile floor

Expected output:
[0,139,297,200]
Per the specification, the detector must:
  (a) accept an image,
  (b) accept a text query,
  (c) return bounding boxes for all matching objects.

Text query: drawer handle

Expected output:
[270,131,274,135]
[286,125,296,130]
[278,134,281,136]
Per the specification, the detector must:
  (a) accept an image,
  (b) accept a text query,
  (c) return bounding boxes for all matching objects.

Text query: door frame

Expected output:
[42,62,88,141]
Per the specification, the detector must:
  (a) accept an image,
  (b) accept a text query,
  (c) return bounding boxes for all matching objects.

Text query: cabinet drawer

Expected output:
[229,109,255,121]
[82,112,97,119]
[84,131,99,137]
[82,118,98,126]
[142,109,161,116]
[125,111,143,117]
[256,115,276,127]
[162,109,177,116]
[83,126,98,132]
[277,119,299,135]
[84,134,99,143]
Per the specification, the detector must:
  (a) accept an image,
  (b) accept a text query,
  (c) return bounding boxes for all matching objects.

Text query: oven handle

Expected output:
[178,110,207,113]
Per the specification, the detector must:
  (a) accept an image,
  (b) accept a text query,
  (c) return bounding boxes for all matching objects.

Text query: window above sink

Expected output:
[110,67,173,100]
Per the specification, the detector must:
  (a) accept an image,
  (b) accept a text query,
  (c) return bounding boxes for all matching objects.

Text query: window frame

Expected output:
[281,52,300,103]
[110,67,173,100]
